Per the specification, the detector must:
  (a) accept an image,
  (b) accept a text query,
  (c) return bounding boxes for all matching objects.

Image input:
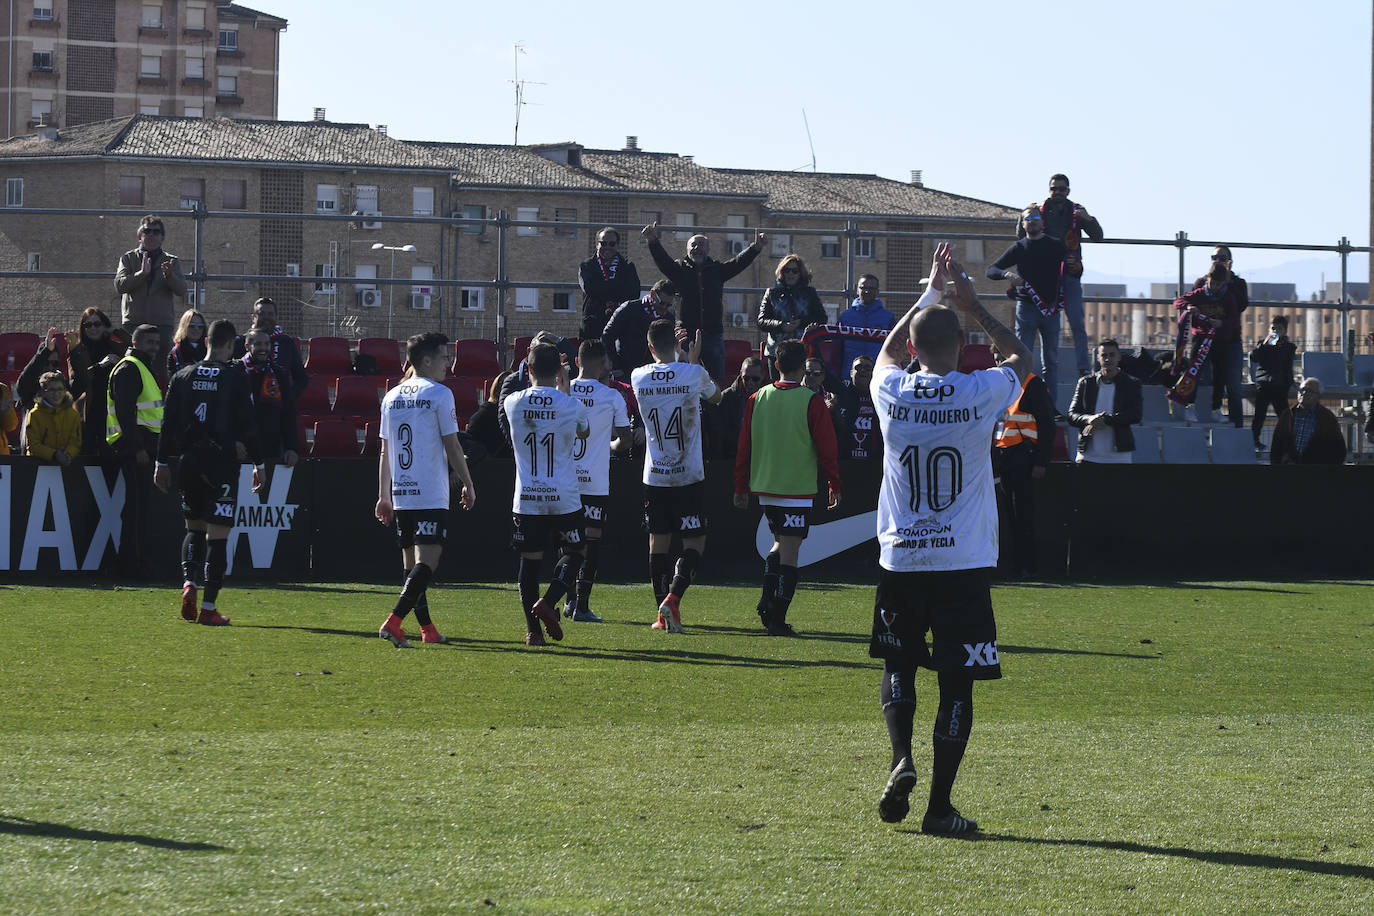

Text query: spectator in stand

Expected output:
[989,204,1069,408]
[602,280,678,378]
[1017,173,1104,382]
[107,324,163,577]
[642,220,766,380]
[1270,378,1347,465]
[497,331,576,446]
[1170,261,1243,423]
[834,274,895,372]
[1068,339,1142,463]
[707,356,766,459]
[802,356,838,413]
[235,298,308,399]
[1192,245,1248,427]
[992,364,1057,578]
[757,254,828,358]
[0,377,17,454]
[75,327,128,460]
[114,214,186,376]
[167,309,207,377]
[579,227,642,341]
[25,371,80,467]
[241,327,299,466]
[17,328,67,412]
[1249,314,1296,454]
[466,371,512,459]
[832,354,883,460]
[67,306,116,403]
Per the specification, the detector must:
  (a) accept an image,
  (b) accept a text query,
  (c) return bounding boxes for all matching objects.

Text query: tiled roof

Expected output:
[221,4,287,25]
[0,117,1016,221]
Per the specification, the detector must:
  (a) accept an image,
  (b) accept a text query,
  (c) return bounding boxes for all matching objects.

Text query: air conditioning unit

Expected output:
[358,288,381,308]
[729,312,748,328]
[409,294,431,310]
[285,263,300,277]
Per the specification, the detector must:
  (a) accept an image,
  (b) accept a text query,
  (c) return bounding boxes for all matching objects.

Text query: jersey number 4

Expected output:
[646,406,683,449]
[898,445,964,511]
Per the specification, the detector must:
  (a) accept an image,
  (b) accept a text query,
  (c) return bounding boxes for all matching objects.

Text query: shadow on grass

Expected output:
[421,634,878,671]
[0,815,226,852]
[1007,580,1308,595]
[932,831,1373,879]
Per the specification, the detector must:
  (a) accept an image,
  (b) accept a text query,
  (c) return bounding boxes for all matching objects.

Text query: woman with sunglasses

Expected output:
[66,307,120,458]
[758,254,827,358]
[168,308,208,376]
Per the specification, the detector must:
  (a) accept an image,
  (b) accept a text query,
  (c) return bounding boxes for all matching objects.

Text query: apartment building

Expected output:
[0,0,285,137]
[0,115,1021,343]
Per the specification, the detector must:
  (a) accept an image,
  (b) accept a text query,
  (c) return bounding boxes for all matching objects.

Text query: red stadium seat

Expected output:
[442,376,483,419]
[305,336,353,376]
[0,332,41,370]
[511,335,533,367]
[358,337,402,377]
[295,377,332,418]
[309,420,362,458]
[959,344,996,373]
[453,338,501,378]
[723,339,754,380]
[361,421,382,457]
[0,369,21,389]
[332,375,381,421]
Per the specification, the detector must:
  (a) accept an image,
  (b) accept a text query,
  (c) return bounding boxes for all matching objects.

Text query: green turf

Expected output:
[0,578,1370,914]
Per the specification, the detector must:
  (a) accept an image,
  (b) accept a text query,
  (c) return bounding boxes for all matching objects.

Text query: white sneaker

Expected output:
[1184,405,1198,423]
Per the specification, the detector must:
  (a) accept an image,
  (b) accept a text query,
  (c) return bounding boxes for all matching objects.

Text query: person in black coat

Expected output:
[602,280,678,378]
[466,372,511,459]
[578,227,641,341]
[1068,339,1142,462]
[757,254,828,357]
[1249,314,1296,450]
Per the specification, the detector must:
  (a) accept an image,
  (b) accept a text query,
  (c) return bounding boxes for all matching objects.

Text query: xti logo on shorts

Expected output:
[565,529,582,544]
[585,505,603,522]
[963,641,999,666]
[213,502,233,519]
[783,513,805,529]
[680,515,702,531]
[417,521,438,537]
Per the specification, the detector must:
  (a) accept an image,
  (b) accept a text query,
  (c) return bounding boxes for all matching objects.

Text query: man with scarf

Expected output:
[114,214,187,377]
[234,298,308,399]
[241,325,299,466]
[578,227,642,341]
[1016,174,1103,382]
[833,274,895,372]
[1170,261,1242,422]
[1192,246,1249,427]
[989,205,1069,410]
[602,279,678,378]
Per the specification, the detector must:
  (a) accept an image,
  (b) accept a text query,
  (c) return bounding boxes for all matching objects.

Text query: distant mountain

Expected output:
[1085,255,1370,300]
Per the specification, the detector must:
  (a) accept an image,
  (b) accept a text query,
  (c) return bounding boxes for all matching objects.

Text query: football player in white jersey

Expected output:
[567,339,631,622]
[630,319,721,632]
[504,343,590,646]
[869,243,1030,836]
[375,332,477,648]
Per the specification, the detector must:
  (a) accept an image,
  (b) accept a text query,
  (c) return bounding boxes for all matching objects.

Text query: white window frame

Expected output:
[315,184,339,213]
[354,184,378,216]
[216,75,237,97]
[315,264,337,295]
[820,236,841,259]
[186,4,206,30]
[554,207,577,238]
[33,4,53,22]
[725,214,747,255]
[31,99,52,121]
[552,292,574,312]
[139,105,160,116]
[410,265,434,298]
[854,237,874,259]
[184,105,203,118]
[460,287,485,311]
[179,178,204,209]
[514,287,539,312]
[674,212,695,241]
[140,55,161,78]
[186,57,204,80]
[770,234,791,258]
[6,178,24,208]
[412,187,434,217]
[461,203,485,234]
[218,25,238,51]
[353,263,378,292]
[142,4,163,28]
[516,206,539,237]
[964,239,985,263]
[32,49,53,71]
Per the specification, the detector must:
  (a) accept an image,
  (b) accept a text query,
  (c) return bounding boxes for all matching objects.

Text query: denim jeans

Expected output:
[1209,339,1245,426]
[1015,300,1062,405]
[1063,274,1089,377]
[699,331,725,381]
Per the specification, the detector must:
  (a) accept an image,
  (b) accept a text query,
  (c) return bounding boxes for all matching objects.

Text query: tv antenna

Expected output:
[510,42,545,145]
[791,108,817,172]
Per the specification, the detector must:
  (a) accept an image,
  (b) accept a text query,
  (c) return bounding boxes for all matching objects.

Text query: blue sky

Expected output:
[276,0,1371,295]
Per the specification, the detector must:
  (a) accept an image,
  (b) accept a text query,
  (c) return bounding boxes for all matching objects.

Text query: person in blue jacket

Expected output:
[833,274,894,373]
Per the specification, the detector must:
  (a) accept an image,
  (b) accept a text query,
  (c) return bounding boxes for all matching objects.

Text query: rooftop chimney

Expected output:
[313,107,327,122]
[683,155,694,164]
[624,135,639,151]
[910,170,923,187]
[377,124,388,136]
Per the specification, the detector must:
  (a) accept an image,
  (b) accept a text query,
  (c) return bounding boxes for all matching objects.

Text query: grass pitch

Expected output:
[0,577,1370,914]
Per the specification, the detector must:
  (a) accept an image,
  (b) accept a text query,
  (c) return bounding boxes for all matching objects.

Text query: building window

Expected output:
[461,203,486,234]
[770,234,791,258]
[33,4,53,21]
[674,212,695,241]
[412,187,434,217]
[516,206,539,237]
[31,99,52,124]
[218,25,238,51]
[726,214,747,255]
[854,237,874,259]
[314,264,337,294]
[139,105,160,115]
[354,185,378,217]
[140,56,161,78]
[179,179,204,209]
[186,57,204,80]
[220,260,246,291]
[554,208,577,238]
[514,287,539,311]
[410,265,433,297]
[216,75,237,97]
[32,50,53,72]
[964,239,985,263]
[553,292,573,312]
[184,106,203,118]
[6,179,23,208]
[461,288,485,311]
[316,185,339,213]
[186,4,206,30]
[119,176,144,206]
[142,4,162,28]
[27,253,40,272]
[820,236,841,259]
[222,179,246,210]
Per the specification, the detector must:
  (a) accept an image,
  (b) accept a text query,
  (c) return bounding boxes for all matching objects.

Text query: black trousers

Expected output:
[116,438,155,575]
[994,446,1038,575]
[1251,384,1289,445]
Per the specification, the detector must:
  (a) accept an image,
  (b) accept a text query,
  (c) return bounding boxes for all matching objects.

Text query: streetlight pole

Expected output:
[371,242,417,339]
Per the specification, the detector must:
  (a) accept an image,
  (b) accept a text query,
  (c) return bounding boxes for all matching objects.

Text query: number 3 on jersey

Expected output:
[898,445,963,511]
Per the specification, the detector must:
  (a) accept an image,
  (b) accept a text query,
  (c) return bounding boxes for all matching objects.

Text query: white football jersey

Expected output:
[570,377,630,496]
[631,361,717,487]
[874,363,1019,572]
[379,377,459,511]
[504,385,589,515]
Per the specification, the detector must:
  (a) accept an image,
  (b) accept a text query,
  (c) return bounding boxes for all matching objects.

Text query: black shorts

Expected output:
[869,567,1001,680]
[581,495,609,529]
[177,454,239,524]
[763,505,810,539]
[395,508,449,549]
[643,483,708,537]
[511,510,585,552]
